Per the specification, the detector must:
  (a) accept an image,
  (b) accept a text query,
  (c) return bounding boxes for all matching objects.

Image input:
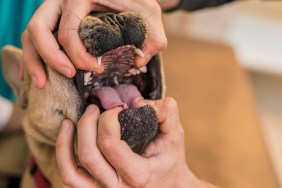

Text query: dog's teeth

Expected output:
[129,68,141,75]
[97,56,102,66]
[139,66,147,73]
[84,72,92,85]
[114,76,119,85]
[134,48,145,58]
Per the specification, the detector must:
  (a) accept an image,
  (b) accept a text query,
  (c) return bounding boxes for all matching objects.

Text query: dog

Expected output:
[2,12,165,187]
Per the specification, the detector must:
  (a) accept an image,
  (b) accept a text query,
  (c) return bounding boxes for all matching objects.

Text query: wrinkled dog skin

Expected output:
[2,12,164,187]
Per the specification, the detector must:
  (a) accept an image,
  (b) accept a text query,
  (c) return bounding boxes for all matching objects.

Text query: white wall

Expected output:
[164,1,282,74]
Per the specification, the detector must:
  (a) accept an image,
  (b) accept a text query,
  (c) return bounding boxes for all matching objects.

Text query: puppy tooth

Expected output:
[134,48,145,58]
[84,71,92,85]
[114,76,119,85]
[97,56,102,66]
[139,66,147,73]
[129,68,136,75]
[129,68,141,75]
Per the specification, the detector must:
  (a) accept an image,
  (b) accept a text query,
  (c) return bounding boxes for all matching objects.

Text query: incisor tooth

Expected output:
[134,48,145,58]
[97,56,102,65]
[139,66,147,73]
[84,71,92,85]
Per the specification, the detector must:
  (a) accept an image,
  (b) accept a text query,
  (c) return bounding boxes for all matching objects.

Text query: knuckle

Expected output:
[146,1,161,14]
[164,97,178,110]
[127,165,151,187]
[154,36,168,51]
[60,172,74,186]
[97,138,112,152]
[79,153,98,168]
[176,126,185,142]
[58,31,68,46]
[160,38,168,50]
[21,30,29,43]
[131,172,150,187]
[26,22,38,37]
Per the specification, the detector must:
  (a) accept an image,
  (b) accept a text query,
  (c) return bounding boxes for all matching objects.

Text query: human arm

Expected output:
[23,0,167,88]
[56,98,217,187]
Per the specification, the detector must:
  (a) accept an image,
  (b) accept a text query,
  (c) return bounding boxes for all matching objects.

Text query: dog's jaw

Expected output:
[76,12,162,152]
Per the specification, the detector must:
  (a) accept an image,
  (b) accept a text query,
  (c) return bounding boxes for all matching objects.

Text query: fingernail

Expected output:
[31,75,37,85]
[85,105,97,114]
[61,67,72,78]
[62,120,71,132]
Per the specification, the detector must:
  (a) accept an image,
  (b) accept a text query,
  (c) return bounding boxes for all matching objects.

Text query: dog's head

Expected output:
[2,12,164,153]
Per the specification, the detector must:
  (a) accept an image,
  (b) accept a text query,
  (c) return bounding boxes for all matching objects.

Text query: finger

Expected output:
[56,120,96,187]
[139,98,184,159]
[77,105,117,187]
[21,30,46,88]
[96,0,167,67]
[97,107,149,181]
[27,0,76,79]
[136,16,167,67]
[58,0,104,73]
[138,98,180,134]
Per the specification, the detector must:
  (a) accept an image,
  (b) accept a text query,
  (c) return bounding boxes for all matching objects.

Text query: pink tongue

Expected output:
[93,84,143,110]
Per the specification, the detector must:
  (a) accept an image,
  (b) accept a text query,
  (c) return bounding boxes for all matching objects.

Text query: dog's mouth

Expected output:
[76,45,153,111]
[74,12,162,151]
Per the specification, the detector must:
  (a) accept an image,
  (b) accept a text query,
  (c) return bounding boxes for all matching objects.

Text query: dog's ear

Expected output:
[1,45,29,108]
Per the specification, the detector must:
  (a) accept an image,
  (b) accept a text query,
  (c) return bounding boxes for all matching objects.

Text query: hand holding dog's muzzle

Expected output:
[56,98,209,188]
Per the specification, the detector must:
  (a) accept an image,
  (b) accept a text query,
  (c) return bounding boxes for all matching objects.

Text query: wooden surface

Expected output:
[250,72,282,187]
[162,36,279,188]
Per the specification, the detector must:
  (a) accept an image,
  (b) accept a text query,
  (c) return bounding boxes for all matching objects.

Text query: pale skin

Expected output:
[23,0,216,187]
[21,0,181,88]
[56,98,215,188]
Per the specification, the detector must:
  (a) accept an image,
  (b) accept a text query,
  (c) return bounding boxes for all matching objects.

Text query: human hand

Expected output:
[95,0,167,68]
[22,0,106,88]
[22,0,167,89]
[56,98,213,187]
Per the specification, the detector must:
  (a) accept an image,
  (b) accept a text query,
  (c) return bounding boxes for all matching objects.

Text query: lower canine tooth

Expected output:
[97,56,102,65]
[134,48,145,58]
[84,71,92,85]
[139,66,147,73]
[129,68,141,75]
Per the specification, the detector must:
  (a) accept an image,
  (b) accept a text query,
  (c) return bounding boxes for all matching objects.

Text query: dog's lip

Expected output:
[83,45,146,86]
[75,45,147,107]
[96,45,145,66]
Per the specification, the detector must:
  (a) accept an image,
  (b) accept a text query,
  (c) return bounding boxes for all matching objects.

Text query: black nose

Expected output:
[79,13,147,56]
[98,13,147,49]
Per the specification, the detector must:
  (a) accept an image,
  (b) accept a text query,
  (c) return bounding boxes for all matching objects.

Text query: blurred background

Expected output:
[162,1,282,187]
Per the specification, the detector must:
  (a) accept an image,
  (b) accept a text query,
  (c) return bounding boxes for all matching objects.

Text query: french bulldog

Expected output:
[1,12,165,187]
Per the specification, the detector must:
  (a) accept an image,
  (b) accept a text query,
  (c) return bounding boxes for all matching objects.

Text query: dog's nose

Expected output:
[99,14,125,28]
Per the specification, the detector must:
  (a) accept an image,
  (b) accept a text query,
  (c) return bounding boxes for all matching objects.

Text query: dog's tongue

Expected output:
[83,45,146,110]
[93,84,143,110]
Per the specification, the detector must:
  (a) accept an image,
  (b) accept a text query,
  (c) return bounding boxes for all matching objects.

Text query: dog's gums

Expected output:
[75,12,163,152]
